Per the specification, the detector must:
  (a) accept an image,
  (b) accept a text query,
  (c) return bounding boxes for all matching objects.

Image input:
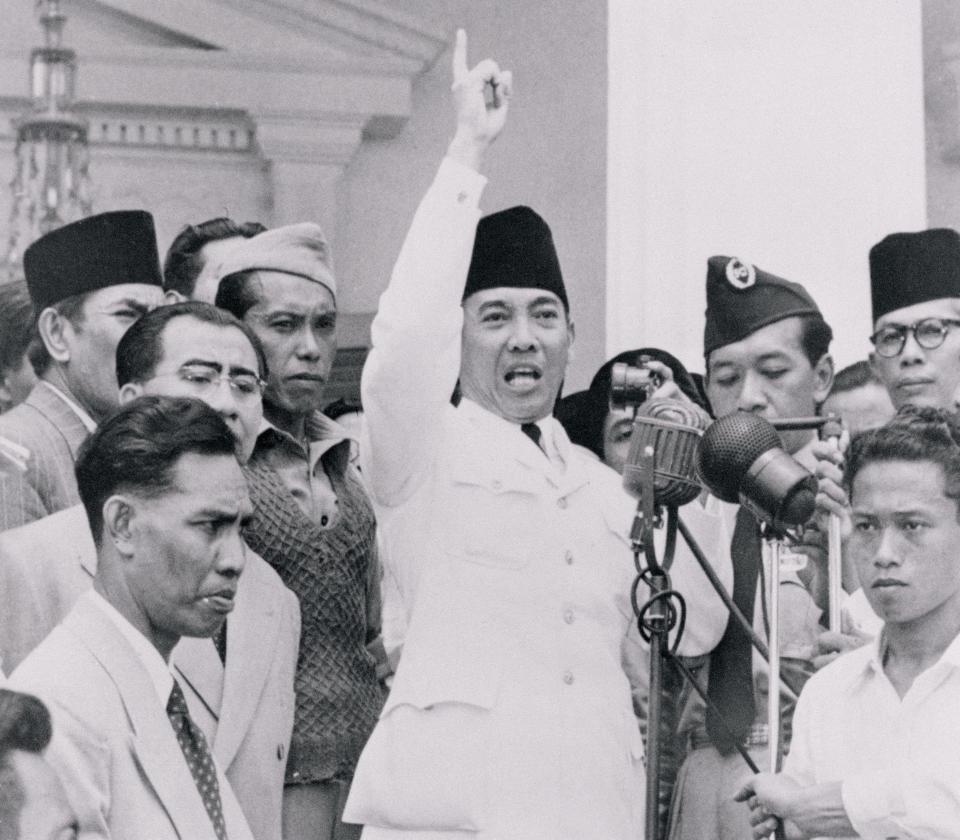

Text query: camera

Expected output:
[609,358,663,410]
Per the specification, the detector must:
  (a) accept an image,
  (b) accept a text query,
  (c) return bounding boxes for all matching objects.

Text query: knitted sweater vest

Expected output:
[242,458,385,784]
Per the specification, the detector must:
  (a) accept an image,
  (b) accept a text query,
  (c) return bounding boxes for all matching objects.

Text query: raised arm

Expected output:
[360,31,512,506]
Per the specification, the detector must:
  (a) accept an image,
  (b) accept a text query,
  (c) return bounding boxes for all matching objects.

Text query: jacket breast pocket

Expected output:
[347,657,500,832]
[444,471,539,571]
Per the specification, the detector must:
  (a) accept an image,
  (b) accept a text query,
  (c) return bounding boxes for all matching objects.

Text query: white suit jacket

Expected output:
[345,159,731,840]
[10,591,256,840]
[0,504,299,840]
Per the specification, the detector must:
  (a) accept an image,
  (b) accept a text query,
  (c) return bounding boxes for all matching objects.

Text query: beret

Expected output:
[24,210,162,311]
[869,228,960,323]
[215,222,336,298]
[703,256,821,355]
[464,206,568,310]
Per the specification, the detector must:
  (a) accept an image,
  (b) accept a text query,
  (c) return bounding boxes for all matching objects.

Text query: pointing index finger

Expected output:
[452,28,468,84]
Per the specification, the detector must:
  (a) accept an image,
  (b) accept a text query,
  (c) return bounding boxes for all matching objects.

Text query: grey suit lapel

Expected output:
[26,383,92,459]
[68,593,218,840]
[216,558,283,768]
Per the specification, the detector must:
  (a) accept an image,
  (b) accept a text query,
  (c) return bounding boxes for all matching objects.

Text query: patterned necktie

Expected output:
[521,422,546,455]
[706,506,762,755]
[167,679,228,840]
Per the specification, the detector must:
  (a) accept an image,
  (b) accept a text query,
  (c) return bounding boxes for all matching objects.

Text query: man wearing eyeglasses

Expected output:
[813,229,960,665]
[0,301,301,840]
[866,229,960,412]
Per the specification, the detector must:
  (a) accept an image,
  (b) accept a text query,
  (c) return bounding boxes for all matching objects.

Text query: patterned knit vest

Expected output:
[242,457,385,784]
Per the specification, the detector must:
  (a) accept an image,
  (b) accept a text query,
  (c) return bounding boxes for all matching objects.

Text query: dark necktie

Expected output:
[706,506,762,755]
[167,679,228,839]
[521,422,546,455]
[214,621,227,664]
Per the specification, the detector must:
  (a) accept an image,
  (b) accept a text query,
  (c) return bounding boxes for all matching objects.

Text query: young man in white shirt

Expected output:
[738,405,960,839]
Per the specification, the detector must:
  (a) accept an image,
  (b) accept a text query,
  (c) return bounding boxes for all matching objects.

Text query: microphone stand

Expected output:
[761,528,784,775]
[628,445,678,840]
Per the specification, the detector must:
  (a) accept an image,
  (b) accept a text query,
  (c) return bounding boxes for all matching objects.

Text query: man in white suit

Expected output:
[345,31,726,840]
[0,302,300,840]
[10,395,256,840]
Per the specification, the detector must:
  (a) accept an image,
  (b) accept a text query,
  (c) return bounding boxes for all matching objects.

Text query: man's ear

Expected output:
[118,382,145,406]
[566,318,576,363]
[36,307,73,365]
[813,352,835,405]
[102,496,136,557]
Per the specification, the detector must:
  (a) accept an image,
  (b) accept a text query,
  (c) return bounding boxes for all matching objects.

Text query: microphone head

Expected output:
[696,411,781,503]
[622,398,707,507]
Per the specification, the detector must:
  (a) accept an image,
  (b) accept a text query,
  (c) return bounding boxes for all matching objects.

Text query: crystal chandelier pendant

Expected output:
[3,0,93,281]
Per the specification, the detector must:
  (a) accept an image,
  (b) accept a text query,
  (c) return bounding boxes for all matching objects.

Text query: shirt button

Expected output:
[564,551,574,565]
[491,479,503,491]
[557,497,568,510]
[457,190,468,203]
[563,670,574,685]
[563,609,575,624]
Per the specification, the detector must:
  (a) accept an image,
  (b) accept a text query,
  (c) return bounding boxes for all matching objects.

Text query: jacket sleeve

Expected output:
[360,158,487,509]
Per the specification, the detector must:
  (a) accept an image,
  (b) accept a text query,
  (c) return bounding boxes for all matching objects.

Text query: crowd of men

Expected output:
[0,29,958,840]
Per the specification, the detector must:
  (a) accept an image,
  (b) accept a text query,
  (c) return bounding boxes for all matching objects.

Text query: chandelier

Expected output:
[3,0,93,280]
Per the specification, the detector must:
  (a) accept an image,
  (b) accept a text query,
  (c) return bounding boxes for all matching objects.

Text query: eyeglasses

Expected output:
[152,365,265,400]
[869,318,960,358]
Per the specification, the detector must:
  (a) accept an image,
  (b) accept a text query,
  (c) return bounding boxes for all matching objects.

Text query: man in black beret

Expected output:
[671,256,834,840]
[0,210,165,530]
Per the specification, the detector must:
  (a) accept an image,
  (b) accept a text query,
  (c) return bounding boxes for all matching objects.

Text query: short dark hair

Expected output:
[0,689,53,840]
[75,395,237,546]
[214,270,262,320]
[163,218,266,298]
[0,283,36,374]
[115,300,268,386]
[844,405,960,513]
[28,291,89,376]
[828,359,880,397]
[798,314,833,368]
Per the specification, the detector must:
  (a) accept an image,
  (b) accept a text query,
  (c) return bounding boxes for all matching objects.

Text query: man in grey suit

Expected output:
[0,301,300,840]
[0,210,165,530]
[10,395,256,840]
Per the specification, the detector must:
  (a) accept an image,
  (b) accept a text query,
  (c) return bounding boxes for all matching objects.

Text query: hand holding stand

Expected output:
[822,415,845,632]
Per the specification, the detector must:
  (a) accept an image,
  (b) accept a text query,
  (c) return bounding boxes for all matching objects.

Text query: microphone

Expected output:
[622,398,708,507]
[696,412,817,529]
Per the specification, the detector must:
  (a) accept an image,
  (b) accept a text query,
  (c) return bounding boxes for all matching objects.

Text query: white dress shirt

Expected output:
[784,628,960,839]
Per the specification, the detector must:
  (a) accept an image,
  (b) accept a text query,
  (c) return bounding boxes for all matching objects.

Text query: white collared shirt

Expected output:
[88,590,174,707]
[784,627,960,839]
[41,381,97,433]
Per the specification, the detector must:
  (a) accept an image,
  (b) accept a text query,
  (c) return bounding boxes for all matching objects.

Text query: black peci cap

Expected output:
[24,210,163,311]
[463,206,568,310]
[869,228,960,324]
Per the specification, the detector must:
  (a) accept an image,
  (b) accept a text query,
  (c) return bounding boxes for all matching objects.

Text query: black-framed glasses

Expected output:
[153,365,266,400]
[869,318,960,358]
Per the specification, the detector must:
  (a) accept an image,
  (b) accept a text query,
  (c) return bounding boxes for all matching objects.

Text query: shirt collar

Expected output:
[457,398,568,467]
[860,624,960,682]
[88,590,174,706]
[40,381,97,433]
[256,411,352,474]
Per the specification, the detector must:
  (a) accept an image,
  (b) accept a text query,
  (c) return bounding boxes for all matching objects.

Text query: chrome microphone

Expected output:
[622,398,709,507]
[696,411,817,529]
